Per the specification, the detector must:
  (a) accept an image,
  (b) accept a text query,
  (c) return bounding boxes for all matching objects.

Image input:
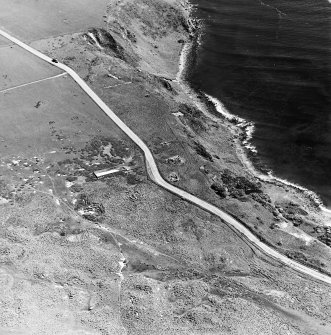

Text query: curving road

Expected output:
[1,28,331,285]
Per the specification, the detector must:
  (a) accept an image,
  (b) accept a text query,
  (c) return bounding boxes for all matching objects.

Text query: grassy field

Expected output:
[0,0,108,41]
[0,74,128,157]
[0,35,11,46]
[0,45,62,91]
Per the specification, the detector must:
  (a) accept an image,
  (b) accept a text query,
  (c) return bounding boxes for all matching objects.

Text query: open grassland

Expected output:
[0,0,108,41]
[0,45,62,91]
[0,35,11,46]
[0,74,127,155]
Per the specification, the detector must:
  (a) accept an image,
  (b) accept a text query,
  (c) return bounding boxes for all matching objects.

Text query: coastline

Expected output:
[207,94,331,215]
[2,1,331,333]
[177,0,331,216]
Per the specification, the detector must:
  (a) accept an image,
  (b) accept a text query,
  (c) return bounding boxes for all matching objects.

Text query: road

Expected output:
[1,28,331,285]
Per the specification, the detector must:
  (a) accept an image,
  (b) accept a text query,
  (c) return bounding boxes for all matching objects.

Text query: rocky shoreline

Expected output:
[178,0,331,215]
[165,0,331,273]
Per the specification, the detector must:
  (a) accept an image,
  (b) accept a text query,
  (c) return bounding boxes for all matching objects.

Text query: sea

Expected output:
[187,0,331,208]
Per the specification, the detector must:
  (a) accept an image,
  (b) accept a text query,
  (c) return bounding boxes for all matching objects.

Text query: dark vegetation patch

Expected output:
[85,28,126,60]
[125,29,137,43]
[77,136,133,175]
[285,250,326,272]
[34,218,85,237]
[159,77,173,92]
[179,104,206,133]
[194,142,213,162]
[251,193,273,211]
[75,194,105,222]
[127,261,158,273]
[70,184,84,193]
[221,170,261,195]
[211,169,263,201]
[126,173,144,185]
[280,202,308,217]
[210,183,227,198]
[133,284,153,294]
[63,56,76,64]
[272,201,309,226]
[314,226,331,247]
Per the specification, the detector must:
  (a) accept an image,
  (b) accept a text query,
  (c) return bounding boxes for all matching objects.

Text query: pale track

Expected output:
[0,73,66,94]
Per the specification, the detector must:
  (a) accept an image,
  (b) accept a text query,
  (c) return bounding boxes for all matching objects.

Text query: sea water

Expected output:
[188,0,331,208]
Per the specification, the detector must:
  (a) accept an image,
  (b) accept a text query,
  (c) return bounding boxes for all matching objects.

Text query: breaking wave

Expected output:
[205,93,331,215]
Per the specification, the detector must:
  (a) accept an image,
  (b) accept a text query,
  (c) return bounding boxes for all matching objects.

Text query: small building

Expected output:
[94,166,131,179]
[94,168,120,178]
